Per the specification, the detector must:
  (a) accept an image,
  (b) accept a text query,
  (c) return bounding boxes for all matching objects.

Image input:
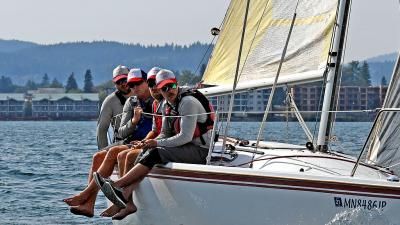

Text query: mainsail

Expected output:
[201,0,338,95]
[367,54,400,174]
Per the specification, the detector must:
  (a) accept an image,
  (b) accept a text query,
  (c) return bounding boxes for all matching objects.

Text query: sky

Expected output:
[0,0,399,61]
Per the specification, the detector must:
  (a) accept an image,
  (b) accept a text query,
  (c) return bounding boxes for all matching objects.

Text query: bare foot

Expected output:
[112,201,137,220]
[100,204,121,217]
[70,205,94,218]
[63,194,88,206]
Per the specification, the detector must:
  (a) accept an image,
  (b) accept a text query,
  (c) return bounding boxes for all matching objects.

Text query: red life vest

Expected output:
[152,100,163,136]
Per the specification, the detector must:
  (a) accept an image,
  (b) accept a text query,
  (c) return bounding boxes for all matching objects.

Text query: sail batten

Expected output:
[200,69,324,97]
[202,0,338,88]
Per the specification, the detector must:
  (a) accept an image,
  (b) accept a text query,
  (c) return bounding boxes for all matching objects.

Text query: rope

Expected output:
[137,109,377,118]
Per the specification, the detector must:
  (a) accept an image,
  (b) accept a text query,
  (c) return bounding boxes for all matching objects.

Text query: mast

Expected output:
[316,0,352,151]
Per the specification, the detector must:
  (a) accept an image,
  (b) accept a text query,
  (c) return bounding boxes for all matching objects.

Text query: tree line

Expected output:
[341,60,387,86]
[0,66,206,94]
[0,69,95,93]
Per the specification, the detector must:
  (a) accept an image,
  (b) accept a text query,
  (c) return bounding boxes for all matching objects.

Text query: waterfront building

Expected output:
[292,86,387,111]
[0,93,99,120]
[31,93,99,119]
[0,94,25,119]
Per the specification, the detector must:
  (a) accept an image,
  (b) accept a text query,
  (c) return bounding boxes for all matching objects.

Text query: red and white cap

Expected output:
[156,69,177,88]
[112,65,129,82]
[127,68,147,83]
[147,67,162,80]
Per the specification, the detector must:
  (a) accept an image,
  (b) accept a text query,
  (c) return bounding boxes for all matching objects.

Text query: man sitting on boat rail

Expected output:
[94,69,215,220]
[63,68,155,217]
[96,65,132,150]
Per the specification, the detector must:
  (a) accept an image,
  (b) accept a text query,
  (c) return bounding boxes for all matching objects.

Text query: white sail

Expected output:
[367,53,400,173]
[201,0,338,91]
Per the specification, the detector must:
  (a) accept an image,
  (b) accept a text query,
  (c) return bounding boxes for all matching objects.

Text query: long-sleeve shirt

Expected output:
[117,96,153,141]
[96,92,125,150]
[156,87,211,148]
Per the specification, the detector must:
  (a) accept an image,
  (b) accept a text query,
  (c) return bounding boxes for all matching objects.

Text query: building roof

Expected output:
[0,93,25,101]
[32,93,99,101]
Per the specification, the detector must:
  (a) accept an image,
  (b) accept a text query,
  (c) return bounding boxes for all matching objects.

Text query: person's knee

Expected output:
[93,151,106,162]
[117,151,128,163]
[108,145,125,159]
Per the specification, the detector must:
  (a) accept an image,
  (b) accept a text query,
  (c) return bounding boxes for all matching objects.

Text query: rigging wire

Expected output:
[189,1,233,84]
[328,0,353,150]
[235,0,271,83]
[311,0,342,145]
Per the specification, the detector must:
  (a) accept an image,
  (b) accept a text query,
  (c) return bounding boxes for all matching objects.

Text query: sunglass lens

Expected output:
[161,83,177,92]
[147,81,156,88]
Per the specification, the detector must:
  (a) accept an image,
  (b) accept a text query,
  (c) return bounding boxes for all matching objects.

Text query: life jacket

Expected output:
[114,90,127,106]
[123,97,153,143]
[165,89,215,145]
[112,90,127,141]
[152,100,163,136]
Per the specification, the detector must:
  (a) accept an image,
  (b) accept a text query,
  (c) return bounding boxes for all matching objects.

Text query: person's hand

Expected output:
[129,140,141,147]
[131,106,143,125]
[143,139,157,149]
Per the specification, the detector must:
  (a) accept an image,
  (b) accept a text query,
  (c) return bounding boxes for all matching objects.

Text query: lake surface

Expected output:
[0,121,374,224]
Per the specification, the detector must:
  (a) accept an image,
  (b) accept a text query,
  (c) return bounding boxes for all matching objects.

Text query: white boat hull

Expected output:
[112,162,400,225]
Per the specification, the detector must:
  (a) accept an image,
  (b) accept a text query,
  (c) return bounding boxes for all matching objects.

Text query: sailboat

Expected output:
[111,0,400,224]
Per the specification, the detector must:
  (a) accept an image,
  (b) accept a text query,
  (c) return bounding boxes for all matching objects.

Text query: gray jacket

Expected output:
[156,87,212,148]
[96,92,125,150]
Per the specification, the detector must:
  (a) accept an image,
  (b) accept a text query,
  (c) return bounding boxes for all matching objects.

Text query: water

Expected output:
[0,121,374,224]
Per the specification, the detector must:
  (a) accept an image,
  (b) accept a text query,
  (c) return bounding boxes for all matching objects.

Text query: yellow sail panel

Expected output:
[202,0,338,86]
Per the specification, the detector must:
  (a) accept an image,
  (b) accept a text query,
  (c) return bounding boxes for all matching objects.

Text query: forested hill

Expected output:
[0,39,397,86]
[0,40,211,84]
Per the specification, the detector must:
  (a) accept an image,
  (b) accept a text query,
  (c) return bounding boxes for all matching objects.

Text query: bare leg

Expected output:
[63,150,107,206]
[64,145,129,207]
[124,149,142,175]
[113,163,150,188]
[88,150,107,184]
[117,149,131,177]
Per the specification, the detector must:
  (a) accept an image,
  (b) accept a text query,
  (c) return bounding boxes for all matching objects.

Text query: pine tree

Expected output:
[381,76,388,86]
[83,69,94,93]
[0,76,15,93]
[49,78,63,88]
[359,61,371,86]
[65,72,78,92]
[41,73,50,87]
[25,80,37,90]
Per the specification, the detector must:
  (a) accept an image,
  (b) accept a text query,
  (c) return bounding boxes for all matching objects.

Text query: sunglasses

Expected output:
[115,78,127,85]
[128,80,144,88]
[147,79,157,88]
[161,83,177,92]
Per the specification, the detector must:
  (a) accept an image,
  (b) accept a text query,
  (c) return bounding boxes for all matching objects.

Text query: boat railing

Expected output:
[350,108,400,177]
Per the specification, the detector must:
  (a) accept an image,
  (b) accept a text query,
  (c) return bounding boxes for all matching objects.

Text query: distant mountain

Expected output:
[0,39,38,53]
[0,39,397,87]
[365,52,398,85]
[366,52,398,63]
[0,40,211,86]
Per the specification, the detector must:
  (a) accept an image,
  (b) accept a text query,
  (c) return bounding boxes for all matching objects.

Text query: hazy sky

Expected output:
[0,0,399,61]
